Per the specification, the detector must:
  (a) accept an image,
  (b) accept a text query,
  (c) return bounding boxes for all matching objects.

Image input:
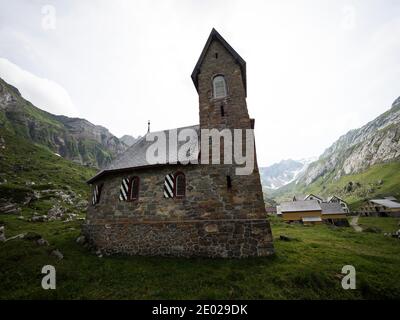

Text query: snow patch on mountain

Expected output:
[260,157,316,190]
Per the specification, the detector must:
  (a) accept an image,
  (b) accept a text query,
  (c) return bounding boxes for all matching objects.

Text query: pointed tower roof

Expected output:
[191,28,247,96]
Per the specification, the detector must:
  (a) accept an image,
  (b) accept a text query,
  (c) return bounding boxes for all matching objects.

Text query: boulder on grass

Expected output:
[31,215,48,222]
[36,238,49,246]
[4,233,25,242]
[24,232,42,241]
[51,249,63,260]
[364,227,381,233]
[0,203,21,214]
[76,235,86,245]
[95,249,103,258]
[0,226,5,242]
[47,205,65,219]
[280,235,293,241]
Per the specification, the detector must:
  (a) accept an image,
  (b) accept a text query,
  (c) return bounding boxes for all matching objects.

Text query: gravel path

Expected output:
[350,215,362,232]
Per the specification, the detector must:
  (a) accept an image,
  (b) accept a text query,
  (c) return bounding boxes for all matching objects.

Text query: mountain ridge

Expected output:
[297,101,400,186]
[267,97,400,207]
[0,77,128,168]
[260,158,315,190]
[120,134,140,147]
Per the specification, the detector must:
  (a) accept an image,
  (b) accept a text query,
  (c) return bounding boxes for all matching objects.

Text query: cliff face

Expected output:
[0,77,127,168]
[298,99,400,185]
[54,115,127,163]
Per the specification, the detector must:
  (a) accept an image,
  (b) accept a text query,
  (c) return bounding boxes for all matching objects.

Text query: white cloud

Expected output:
[0,1,399,166]
[0,57,78,117]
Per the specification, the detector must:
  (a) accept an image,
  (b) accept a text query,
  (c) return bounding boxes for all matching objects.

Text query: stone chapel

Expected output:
[83,28,274,258]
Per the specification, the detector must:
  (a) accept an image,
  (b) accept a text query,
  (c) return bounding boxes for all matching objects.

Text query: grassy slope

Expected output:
[358,216,400,233]
[1,215,399,299]
[0,125,96,196]
[0,116,96,220]
[269,162,400,209]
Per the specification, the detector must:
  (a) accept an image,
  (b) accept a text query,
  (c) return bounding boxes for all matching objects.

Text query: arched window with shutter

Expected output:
[174,172,186,198]
[213,75,227,99]
[129,176,140,201]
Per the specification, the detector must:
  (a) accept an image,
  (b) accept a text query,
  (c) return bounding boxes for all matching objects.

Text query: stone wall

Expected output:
[83,219,274,258]
[86,164,268,223]
[84,164,274,258]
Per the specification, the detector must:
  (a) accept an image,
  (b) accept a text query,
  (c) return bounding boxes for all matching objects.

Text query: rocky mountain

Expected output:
[268,97,400,207]
[120,134,140,147]
[297,98,400,186]
[0,77,128,168]
[260,158,315,189]
[393,96,400,108]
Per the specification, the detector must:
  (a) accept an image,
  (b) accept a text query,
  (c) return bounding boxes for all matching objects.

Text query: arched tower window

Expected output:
[174,172,186,198]
[213,75,227,99]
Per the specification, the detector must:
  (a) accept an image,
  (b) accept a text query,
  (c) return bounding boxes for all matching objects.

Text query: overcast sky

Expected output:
[0,0,399,166]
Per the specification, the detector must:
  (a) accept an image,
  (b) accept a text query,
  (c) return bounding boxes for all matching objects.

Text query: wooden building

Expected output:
[360,199,400,217]
[278,200,347,225]
[293,194,325,204]
[265,206,277,216]
[326,196,349,213]
[304,194,324,203]
[279,200,322,225]
[320,203,349,226]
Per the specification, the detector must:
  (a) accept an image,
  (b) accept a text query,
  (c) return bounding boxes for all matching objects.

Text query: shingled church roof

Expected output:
[87,125,200,184]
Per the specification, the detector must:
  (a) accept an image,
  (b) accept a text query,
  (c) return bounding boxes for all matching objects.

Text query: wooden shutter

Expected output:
[92,183,103,205]
[119,177,129,201]
[164,174,174,198]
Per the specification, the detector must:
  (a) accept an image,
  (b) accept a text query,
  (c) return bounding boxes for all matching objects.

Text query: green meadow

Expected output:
[1,215,399,300]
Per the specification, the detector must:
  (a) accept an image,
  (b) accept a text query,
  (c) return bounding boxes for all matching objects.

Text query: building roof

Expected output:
[320,203,345,215]
[293,194,306,201]
[304,194,324,202]
[280,200,321,213]
[326,195,347,204]
[87,125,200,184]
[191,28,247,97]
[302,216,322,222]
[369,199,400,208]
[384,196,398,201]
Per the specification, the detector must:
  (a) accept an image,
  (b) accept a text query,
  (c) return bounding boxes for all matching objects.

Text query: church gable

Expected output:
[191,28,247,96]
